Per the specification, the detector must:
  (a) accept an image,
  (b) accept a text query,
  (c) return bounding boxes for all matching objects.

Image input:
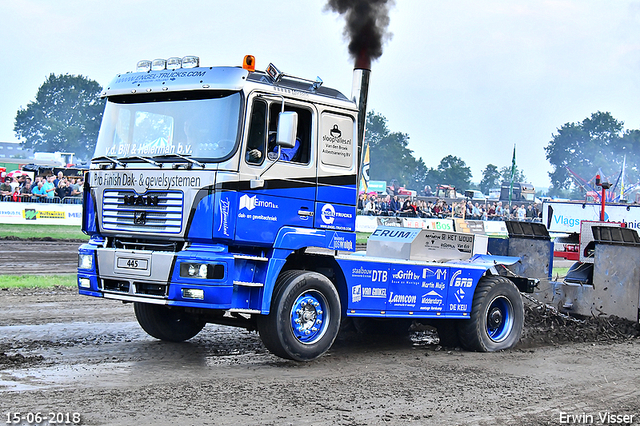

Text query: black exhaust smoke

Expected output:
[325,0,394,69]
[325,0,394,190]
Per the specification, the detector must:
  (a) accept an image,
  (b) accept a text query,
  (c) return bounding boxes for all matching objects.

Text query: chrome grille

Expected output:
[102,190,183,233]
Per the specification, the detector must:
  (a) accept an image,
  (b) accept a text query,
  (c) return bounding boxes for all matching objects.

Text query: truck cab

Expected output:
[78,56,531,361]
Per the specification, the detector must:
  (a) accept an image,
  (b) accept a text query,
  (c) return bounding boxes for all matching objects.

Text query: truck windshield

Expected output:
[93,92,242,162]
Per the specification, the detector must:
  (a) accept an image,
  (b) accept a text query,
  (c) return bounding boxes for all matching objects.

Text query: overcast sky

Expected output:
[2,0,640,188]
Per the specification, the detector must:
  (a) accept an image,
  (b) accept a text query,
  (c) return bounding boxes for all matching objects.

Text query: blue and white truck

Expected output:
[77,55,535,360]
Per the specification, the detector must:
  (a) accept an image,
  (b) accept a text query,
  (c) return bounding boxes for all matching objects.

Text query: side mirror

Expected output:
[276,111,298,148]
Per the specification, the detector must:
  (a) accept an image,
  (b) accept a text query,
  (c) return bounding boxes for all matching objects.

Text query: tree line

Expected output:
[366,111,525,194]
[13,75,640,198]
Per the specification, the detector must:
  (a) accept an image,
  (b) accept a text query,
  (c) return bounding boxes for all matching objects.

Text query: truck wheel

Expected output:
[257,270,341,361]
[458,276,523,352]
[134,302,205,342]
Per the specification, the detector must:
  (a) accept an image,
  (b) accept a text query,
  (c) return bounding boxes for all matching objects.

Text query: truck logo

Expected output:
[134,211,147,225]
[392,270,420,281]
[218,198,230,237]
[352,285,361,303]
[124,194,159,206]
[321,203,335,224]
[239,194,278,211]
[330,124,342,138]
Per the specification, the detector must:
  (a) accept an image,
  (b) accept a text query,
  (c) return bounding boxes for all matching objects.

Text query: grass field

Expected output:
[0,274,76,288]
[0,224,88,240]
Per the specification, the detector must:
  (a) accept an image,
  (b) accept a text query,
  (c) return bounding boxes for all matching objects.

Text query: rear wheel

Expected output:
[458,276,524,352]
[257,270,341,361]
[134,302,205,342]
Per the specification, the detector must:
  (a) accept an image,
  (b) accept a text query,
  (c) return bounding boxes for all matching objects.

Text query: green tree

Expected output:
[499,165,527,184]
[14,74,104,159]
[479,164,500,194]
[544,111,637,196]
[366,111,418,187]
[434,155,472,191]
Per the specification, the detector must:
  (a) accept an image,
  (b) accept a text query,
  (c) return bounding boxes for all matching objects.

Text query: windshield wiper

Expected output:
[119,155,162,167]
[92,156,125,168]
[153,153,205,169]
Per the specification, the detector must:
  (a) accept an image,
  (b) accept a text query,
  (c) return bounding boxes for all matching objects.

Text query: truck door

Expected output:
[235,96,316,245]
[315,111,358,233]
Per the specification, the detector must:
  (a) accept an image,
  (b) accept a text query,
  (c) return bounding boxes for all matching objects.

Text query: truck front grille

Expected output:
[101,279,168,297]
[102,190,183,234]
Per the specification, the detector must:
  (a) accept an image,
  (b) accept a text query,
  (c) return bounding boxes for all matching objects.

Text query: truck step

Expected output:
[228,308,261,314]
[233,254,268,262]
[233,280,264,288]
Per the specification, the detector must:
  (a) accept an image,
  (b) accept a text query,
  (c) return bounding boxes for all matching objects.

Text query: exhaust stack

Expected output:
[352,52,371,191]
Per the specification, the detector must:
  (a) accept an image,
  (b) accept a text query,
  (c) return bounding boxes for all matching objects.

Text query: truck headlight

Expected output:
[78,254,93,270]
[179,262,225,280]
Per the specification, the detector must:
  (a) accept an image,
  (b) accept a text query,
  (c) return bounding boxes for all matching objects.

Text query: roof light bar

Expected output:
[182,56,199,68]
[136,60,152,73]
[167,57,181,70]
[135,56,200,72]
[151,58,166,71]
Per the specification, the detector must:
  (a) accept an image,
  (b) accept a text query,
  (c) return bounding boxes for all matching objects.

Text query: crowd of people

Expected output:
[0,171,83,203]
[358,193,542,221]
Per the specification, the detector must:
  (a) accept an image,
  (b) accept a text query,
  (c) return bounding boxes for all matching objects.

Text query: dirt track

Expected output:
[0,241,639,425]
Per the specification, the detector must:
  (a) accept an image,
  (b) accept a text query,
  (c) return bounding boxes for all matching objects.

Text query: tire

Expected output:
[257,270,341,361]
[134,302,205,342]
[458,276,524,352]
[435,319,461,348]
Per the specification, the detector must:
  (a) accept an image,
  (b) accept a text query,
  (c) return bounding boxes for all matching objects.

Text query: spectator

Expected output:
[488,203,496,220]
[424,201,434,218]
[19,181,33,201]
[0,177,13,199]
[43,175,56,199]
[31,180,47,201]
[472,203,481,220]
[389,195,402,216]
[526,205,535,221]
[53,171,64,188]
[55,178,72,199]
[495,202,503,220]
[517,204,526,220]
[377,195,391,216]
[70,178,83,197]
[357,194,365,214]
[363,194,376,216]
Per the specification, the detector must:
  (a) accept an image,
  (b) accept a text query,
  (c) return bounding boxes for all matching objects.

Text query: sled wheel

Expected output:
[134,302,205,342]
[458,276,524,352]
[257,270,341,361]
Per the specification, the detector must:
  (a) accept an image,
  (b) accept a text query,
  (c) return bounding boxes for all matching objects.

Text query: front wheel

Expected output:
[257,270,341,361]
[458,276,524,352]
[134,302,205,342]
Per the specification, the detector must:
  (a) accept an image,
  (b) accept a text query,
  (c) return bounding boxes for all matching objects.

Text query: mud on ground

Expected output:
[0,241,639,425]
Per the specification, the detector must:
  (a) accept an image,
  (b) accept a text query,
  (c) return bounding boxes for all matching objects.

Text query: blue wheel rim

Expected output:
[290,289,329,345]
[485,295,514,343]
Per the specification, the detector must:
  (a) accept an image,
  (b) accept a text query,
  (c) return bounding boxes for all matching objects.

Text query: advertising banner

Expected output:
[543,201,640,233]
[0,201,82,225]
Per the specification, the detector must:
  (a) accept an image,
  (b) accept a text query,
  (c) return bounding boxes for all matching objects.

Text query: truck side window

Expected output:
[267,103,312,164]
[246,100,267,164]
